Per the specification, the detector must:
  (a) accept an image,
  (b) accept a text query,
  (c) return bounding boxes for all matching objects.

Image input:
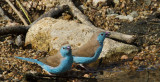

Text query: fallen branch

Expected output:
[30,5,69,26]
[0,25,29,35]
[0,5,68,35]
[5,0,28,25]
[108,31,137,43]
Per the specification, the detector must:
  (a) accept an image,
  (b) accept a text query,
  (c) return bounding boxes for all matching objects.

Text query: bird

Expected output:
[15,44,73,74]
[72,31,110,66]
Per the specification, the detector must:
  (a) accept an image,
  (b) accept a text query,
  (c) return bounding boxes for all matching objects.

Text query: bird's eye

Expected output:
[63,47,65,49]
[101,34,104,36]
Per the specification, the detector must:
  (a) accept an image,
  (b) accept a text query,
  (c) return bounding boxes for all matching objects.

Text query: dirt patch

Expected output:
[118,15,160,47]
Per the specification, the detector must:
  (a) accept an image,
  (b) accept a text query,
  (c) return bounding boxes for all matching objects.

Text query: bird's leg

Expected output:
[79,64,97,73]
[97,58,103,70]
[79,64,86,69]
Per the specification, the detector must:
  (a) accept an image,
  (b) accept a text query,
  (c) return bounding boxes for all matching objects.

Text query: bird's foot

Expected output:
[79,64,98,73]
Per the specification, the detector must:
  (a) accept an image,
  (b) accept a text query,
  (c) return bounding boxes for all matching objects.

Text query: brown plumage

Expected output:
[72,30,104,57]
[38,52,62,67]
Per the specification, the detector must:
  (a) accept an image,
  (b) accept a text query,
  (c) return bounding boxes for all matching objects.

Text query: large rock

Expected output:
[25,17,138,60]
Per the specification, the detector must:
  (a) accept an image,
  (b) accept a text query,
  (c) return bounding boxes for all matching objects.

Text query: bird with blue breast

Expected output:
[15,44,73,75]
[72,30,110,69]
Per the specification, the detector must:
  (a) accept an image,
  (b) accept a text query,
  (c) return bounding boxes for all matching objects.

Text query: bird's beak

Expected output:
[67,46,71,51]
[105,32,111,37]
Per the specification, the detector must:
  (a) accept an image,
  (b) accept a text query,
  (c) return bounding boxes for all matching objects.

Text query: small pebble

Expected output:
[121,55,128,60]
[15,35,24,47]
[84,74,90,78]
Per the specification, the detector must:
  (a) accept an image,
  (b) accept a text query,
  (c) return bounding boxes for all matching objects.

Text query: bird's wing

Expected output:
[72,31,103,57]
[38,52,62,67]
[72,40,100,57]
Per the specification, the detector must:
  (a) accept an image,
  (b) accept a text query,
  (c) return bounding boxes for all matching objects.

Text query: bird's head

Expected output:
[60,44,72,57]
[97,31,111,45]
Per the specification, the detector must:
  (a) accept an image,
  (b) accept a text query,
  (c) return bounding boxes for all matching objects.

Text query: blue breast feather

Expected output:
[15,56,73,74]
[73,46,103,64]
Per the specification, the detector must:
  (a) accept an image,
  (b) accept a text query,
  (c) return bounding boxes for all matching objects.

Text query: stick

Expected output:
[108,31,137,43]
[16,0,31,24]
[59,0,94,26]
[30,5,69,26]
[5,0,28,26]
[0,25,29,35]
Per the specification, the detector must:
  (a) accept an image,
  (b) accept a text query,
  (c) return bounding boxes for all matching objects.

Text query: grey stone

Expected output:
[15,35,24,47]
[129,11,138,18]
[106,8,115,14]
[116,15,134,21]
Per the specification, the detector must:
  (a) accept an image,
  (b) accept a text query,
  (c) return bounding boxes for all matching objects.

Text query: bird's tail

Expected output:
[15,56,38,63]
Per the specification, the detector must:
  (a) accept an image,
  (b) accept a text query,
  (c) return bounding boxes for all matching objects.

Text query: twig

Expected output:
[30,4,69,26]
[16,0,31,24]
[59,0,94,27]
[5,0,28,26]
